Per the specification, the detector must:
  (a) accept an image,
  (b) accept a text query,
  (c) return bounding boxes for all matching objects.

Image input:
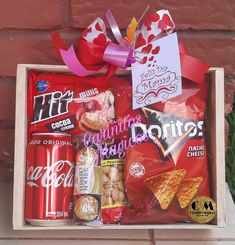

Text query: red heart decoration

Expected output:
[82,27,92,37]
[149,56,154,62]
[95,22,102,31]
[146,25,152,31]
[158,14,174,32]
[150,13,160,22]
[93,33,107,46]
[145,13,160,27]
[148,34,155,43]
[152,46,160,55]
[136,33,146,48]
[141,44,152,54]
[146,25,151,31]
[141,56,148,64]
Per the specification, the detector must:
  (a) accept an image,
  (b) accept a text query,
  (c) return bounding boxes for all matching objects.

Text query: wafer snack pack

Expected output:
[28,70,114,135]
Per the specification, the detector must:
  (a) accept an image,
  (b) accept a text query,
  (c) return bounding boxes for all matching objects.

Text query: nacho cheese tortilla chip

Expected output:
[144,169,186,210]
[176,177,203,208]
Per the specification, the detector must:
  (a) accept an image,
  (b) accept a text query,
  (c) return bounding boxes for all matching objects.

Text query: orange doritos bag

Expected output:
[112,76,210,224]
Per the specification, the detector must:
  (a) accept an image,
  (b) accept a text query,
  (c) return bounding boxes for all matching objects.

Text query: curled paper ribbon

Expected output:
[52,9,209,83]
[60,46,95,77]
[103,43,135,68]
[105,9,131,48]
[52,10,134,77]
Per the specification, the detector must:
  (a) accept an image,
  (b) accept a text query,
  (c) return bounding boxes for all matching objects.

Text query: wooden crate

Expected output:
[13,64,226,230]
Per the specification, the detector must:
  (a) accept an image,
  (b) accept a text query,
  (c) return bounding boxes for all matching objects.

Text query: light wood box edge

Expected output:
[13,64,226,230]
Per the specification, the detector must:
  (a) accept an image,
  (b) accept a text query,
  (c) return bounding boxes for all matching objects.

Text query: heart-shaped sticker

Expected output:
[158,14,174,33]
[148,34,155,43]
[95,22,102,32]
[144,13,160,28]
[141,44,152,54]
[136,33,146,48]
[141,56,148,64]
[152,46,160,55]
[93,33,107,46]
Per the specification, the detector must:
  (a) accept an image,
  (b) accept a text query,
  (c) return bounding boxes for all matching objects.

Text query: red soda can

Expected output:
[25,133,75,226]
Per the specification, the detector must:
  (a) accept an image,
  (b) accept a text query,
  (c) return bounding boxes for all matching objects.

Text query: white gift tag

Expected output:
[131,33,182,109]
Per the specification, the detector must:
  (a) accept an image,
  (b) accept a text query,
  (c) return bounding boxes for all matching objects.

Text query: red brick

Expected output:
[178,36,235,77]
[0,129,15,163]
[0,0,62,30]
[71,0,235,30]
[0,80,15,120]
[0,36,60,77]
[0,32,80,77]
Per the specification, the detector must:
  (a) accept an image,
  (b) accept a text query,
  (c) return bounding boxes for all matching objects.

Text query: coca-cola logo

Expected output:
[26,160,74,188]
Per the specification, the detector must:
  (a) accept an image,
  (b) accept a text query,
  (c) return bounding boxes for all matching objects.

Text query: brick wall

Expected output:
[0,0,234,180]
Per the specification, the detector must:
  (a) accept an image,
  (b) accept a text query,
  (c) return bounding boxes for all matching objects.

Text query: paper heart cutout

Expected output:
[95,22,102,31]
[136,33,146,48]
[149,56,154,61]
[152,46,160,55]
[93,33,107,46]
[141,44,152,54]
[158,14,174,32]
[146,24,152,31]
[149,12,160,22]
[145,13,160,28]
[148,34,155,43]
[141,56,148,64]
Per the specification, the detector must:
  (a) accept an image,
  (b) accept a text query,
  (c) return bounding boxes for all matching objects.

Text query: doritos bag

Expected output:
[112,75,210,224]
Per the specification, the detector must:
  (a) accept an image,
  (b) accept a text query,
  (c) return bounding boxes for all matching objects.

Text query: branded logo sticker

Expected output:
[131,107,205,161]
[36,80,49,92]
[188,196,216,223]
[32,90,73,124]
[129,162,145,178]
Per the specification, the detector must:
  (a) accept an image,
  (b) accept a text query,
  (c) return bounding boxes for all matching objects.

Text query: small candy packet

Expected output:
[100,139,128,224]
[73,135,103,226]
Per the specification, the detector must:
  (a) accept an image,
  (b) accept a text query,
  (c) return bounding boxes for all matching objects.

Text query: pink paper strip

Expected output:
[60,46,96,77]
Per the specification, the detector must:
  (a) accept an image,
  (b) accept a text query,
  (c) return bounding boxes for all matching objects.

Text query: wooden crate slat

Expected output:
[13,64,226,230]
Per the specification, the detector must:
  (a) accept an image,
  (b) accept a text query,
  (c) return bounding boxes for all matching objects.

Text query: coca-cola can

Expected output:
[25,133,75,226]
